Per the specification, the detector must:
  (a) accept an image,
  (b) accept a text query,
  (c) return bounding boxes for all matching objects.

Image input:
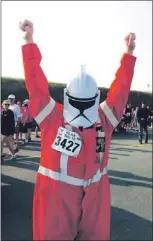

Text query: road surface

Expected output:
[1,130,153,240]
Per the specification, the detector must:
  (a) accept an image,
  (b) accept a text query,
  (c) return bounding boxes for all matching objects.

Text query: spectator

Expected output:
[124,104,132,132]
[146,105,152,127]
[8,94,22,152]
[133,106,139,129]
[137,103,153,144]
[1,104,4,111]
[25,100,33,142]
[17,101,23,113]
[20,102,29,144]
[17,102,23,142]
[35,121,41,138]
[131,108,135,128]
[151,116,153,128]
[1,100,16,161]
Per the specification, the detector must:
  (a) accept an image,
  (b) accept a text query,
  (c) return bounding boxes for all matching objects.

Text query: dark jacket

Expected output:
[137,107,153,124]
[1,109,15,136]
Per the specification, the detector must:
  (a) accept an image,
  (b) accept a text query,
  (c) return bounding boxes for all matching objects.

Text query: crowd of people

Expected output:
[116,103,153,144]
[1,94,153,163]
[117,104,153,131]
[1,94,40,162]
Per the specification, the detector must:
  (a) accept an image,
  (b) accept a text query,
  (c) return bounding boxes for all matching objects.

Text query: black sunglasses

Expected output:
[5,104,10,106]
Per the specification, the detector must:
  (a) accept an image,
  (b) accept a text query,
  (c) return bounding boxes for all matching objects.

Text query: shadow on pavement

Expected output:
[108,170,153,188]
[112,131,152,141]
[112,132,138,140]
[110,148,133,153]
[2,156,40,172]
[4,155,120,168]
[19,140,40,146]
[111,142,152,147]
[3,156,152,188]
[29,140,40,145]
[110,147,152,153]
[109,170,152,183]
[1,174,33,240]
[1,174,152,240]
[111,206,152,240]
[109,152,130,157]
[109,157,119,160]
[19,145,40,152]
[109,178,152,188]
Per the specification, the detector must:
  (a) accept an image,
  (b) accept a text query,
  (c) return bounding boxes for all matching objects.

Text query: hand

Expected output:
[19,20,34,44]
[124,33,136,55]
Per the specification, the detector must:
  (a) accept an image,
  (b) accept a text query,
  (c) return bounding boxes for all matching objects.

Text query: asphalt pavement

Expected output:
[1,129,153,240]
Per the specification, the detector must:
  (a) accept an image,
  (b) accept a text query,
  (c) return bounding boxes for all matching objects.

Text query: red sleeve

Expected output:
[22,43,57,129]
[100,53,136,131]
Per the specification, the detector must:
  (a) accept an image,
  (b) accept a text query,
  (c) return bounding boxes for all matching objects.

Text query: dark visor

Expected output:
[66,92,98,102]
[69,98,96,111]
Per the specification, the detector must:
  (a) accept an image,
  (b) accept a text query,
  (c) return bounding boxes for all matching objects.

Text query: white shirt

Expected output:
[9,104,21,125]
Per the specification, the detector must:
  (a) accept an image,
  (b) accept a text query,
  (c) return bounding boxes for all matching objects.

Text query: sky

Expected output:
[2,1,152,91]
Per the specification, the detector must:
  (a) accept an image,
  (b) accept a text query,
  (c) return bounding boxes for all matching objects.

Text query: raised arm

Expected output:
[100,33,137,131]
[19,20,57,129]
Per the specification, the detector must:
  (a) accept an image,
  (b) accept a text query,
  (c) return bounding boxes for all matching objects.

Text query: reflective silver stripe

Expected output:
[60,125,72,175]
[38,165,107,187]
[100,101,119,128]
[98,131,104,162]
[38,166,84,186]
[60,154,69,175]
[84,167,107,188]
[35,97,56,125]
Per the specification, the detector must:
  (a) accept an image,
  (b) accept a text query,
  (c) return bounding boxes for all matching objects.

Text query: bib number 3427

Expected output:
[52,127,82,157]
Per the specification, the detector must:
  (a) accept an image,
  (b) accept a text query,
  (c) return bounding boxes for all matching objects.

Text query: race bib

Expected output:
[52,127,82,157]
[127,113,131,116]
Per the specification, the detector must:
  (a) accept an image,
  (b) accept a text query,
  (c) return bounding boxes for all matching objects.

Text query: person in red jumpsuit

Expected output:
[20,20,136,240]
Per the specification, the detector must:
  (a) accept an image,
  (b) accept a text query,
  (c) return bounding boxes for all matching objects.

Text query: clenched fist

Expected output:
[19,20,34,44]
[124,33,136,55]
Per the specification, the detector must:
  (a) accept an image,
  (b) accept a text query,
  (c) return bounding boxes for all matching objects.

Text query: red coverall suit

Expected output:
[22,43,136,240]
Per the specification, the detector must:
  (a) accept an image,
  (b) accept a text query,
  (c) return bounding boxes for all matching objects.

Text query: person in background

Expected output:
[1,103,5,111]
[35,124,41,138]
[137,103,153,144]
[131,108,135,128]
[133,106,139,129]
[8,94,22,152]
[19,100,30,144]
[19,102,23,141]
[17,101,22,111]
[26,100,33,141]
[151,116,153,128]
[1,100,16,161]
[124,103,132,132]
[146,105,152,128]
[17,101,23,142]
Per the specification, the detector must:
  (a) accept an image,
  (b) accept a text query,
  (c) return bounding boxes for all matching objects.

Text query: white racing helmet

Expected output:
[8,94,15,99]
[63,66,100,128]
